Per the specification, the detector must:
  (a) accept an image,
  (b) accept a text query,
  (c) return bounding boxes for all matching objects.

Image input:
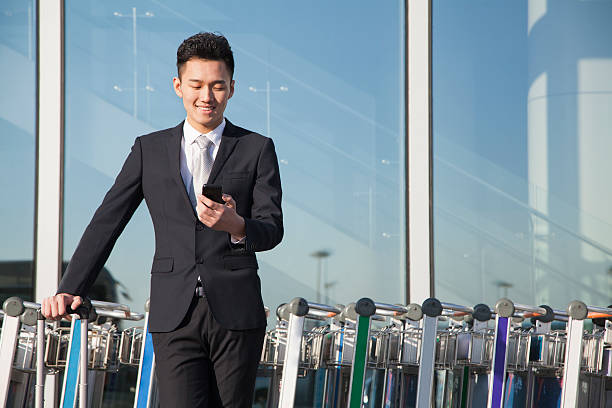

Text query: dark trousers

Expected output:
[151,294,266,407]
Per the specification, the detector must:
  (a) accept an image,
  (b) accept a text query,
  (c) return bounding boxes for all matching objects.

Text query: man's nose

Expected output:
[199,87,213,102]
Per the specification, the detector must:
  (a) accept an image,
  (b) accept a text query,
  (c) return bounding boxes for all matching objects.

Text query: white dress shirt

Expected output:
[181,118,224,206]
[180,118,245,245]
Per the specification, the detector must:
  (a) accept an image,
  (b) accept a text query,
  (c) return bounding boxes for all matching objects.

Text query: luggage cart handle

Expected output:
[276,297,342,321]
[22,298,96,320]
[566,300,612,320]
[66,298,95,320]
[440,301,493,322]
[97,310,144,321]
[495,298,553,319]
[22,300,144,322]
[3,297,25,317]
[91,300,131,314]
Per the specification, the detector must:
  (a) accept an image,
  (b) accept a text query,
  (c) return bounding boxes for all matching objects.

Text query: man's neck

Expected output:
[186,117,223,135]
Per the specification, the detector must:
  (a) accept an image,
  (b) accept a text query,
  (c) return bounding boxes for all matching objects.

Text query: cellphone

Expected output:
[202,184,224,204]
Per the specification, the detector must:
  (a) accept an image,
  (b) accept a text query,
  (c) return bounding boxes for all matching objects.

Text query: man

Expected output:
[42,32,283,407]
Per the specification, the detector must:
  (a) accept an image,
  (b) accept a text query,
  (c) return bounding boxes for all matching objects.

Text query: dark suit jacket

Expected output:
[58,120,283,332]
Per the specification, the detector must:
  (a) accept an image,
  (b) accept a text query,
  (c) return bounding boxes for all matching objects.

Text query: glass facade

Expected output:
[63,0,406,320]
[62,2,404,404]
[0,0,36,303]
[433,0,612,308]
[64,1,405,322]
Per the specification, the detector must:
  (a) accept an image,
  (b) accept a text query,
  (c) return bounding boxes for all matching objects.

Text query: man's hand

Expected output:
[41,293,83,321]
[197,193,246,240]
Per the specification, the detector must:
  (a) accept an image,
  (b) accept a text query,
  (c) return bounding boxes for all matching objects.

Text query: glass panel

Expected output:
[433,0,612,308]
[64,1,404,404]
[0,0,36,303]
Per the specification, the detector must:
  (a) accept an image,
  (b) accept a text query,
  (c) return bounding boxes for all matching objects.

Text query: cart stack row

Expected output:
[1,295,611,407]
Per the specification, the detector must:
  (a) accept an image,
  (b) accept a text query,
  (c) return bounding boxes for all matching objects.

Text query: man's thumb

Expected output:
[71,296,83,310]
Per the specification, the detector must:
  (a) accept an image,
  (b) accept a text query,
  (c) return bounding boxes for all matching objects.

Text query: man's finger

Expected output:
[41,298,49,318]
[71,296,82,311]
[57,298,66,317]
[50,298,59,320]
[200,194,224,210]
[222,194,236,208]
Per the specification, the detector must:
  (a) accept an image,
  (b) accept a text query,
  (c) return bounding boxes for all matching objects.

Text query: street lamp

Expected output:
[248,81,288,137]
[112,8,154,118]
[496,281,513,298]
[310,250,331,303]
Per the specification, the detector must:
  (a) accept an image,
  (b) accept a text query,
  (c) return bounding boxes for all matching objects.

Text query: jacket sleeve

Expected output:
[58,137,144,296]
[242,137,284,252]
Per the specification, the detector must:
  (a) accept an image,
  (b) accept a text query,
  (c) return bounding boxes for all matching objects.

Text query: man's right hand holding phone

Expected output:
[197,192,246,242]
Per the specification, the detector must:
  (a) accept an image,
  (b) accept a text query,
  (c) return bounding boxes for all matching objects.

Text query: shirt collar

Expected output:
[183,118,226,147]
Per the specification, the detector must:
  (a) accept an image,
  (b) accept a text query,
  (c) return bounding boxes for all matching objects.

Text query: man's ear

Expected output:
[228,79,235,99]
[172,77,183,98]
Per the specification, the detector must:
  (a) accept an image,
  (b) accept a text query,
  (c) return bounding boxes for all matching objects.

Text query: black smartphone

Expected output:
[202,184,224,204]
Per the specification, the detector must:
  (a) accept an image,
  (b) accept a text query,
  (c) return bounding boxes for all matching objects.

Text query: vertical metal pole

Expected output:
[347,298,376,408]
[266,80,271,137]
[134,302,156,408]
[560,317,585,407]
[0,314,22,406]
[61,318,80,408]
[79,318,88,408]
[487,316,510,408]
[560,300,589,408]
[347,315,372,408]
[278,298,309,408]
[415,315,437,407]
[132,7,138,118]
[278,314,305,407]
[460,365,470,408]
[35,311,45,408]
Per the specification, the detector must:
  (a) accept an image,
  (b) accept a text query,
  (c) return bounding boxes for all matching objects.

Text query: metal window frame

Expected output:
[34,1,64,405]
[406,0,434,304]
[34,0,64,302]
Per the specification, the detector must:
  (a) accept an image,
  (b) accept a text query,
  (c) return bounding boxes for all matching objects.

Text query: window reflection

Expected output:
[64,1,405,404]
[433,0,612,308]
[0,0,36,304]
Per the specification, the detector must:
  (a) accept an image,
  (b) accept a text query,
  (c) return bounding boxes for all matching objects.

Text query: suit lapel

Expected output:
[166,121,198,218]
[208,120,240,184]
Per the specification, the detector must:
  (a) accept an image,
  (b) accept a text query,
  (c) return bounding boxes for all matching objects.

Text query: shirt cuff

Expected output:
[230,235,246,244]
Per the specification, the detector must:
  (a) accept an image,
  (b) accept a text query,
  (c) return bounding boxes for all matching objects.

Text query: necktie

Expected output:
[192,135,214,205]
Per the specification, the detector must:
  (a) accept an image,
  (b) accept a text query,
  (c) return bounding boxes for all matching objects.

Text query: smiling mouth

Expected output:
[197,106,215,113]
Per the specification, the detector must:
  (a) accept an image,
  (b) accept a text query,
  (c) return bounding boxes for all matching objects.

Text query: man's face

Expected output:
[173,58,234,134]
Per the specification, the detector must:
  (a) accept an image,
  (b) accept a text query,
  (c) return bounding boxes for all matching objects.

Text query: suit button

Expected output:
[196,257,204,264]
[196,223,204,231]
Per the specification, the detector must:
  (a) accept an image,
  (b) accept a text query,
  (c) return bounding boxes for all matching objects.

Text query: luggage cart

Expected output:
[0,297,144,408]
[560,301,612,408]
[126,299,158,408]
[370,303,423,407]
[56,300,144,408]
[435,301,494,408]
[0,297,27,407]
[341,298,420,408]
[275,297,341,408]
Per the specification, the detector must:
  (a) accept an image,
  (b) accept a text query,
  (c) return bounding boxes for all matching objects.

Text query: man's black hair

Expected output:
[176,32,234,79]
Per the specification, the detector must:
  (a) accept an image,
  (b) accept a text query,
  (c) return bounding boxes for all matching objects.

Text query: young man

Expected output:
[42,32,283,407]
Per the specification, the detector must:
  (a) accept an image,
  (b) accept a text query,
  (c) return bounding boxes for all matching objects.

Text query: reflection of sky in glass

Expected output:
[0,0,36,301]
[433,0,612,308]
[63,1,405,317]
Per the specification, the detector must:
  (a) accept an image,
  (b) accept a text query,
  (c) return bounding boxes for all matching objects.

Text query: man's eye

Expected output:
[214,87,225,91]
